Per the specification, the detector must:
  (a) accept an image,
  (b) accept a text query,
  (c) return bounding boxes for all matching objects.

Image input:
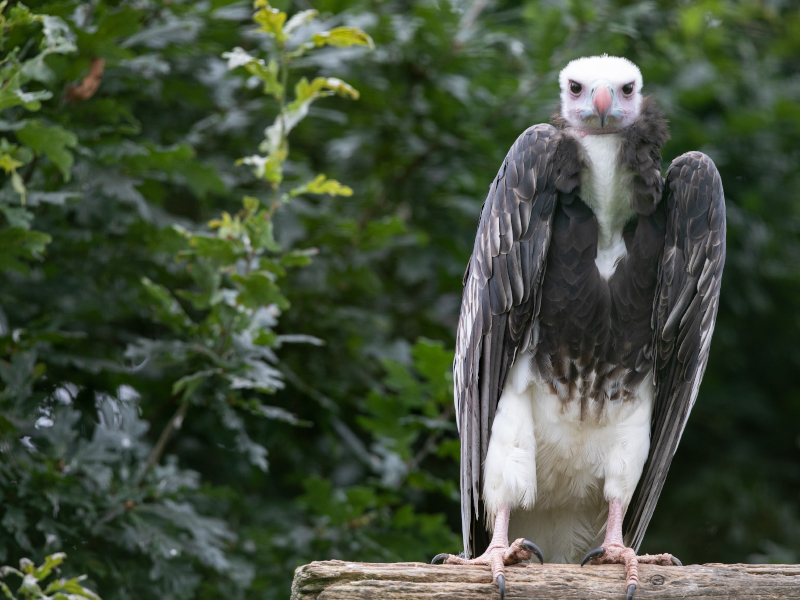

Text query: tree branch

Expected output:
[291,561,800,599]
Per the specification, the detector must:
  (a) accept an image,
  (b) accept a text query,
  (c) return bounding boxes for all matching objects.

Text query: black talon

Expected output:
[671,556,683,566]
[626,583,636,600]
[580,546,605,567]
[522,540,544,564]
[431,553,449,565]
[496,573,505,600]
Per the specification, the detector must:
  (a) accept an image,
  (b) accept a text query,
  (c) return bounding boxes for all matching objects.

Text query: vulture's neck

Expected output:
[576,133,635,262]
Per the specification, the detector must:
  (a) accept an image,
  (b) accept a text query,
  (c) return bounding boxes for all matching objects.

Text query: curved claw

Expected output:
[496,573,505,600]
[522,540,544,565]
[580,547,605,567]
[626,583,636,600]
[671,555,683,566]
[431,553,449,565]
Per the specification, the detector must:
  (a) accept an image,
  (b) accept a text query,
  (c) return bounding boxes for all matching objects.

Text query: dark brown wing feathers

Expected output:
[455,124,563,556]
[624,151,726,550]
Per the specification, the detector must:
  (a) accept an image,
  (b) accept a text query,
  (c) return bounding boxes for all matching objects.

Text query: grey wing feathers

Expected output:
[454,124,561,557]
[624,151,726,550]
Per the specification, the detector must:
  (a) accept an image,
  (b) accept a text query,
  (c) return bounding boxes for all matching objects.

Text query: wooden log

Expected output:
[291,560,800,599]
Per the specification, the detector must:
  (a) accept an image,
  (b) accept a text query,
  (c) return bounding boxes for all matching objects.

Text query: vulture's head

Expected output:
[559,55,643,133]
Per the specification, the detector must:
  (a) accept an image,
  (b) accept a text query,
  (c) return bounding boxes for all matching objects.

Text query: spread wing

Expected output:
[454,124,569,557]
[624,151,726,550]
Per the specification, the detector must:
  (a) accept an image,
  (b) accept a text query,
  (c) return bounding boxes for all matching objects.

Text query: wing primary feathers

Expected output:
[454,124,562,557]
[623,151,726,551]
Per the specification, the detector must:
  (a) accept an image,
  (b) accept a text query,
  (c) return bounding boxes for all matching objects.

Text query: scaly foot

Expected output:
[581,543,681,600]
[583,498,682,600]
[432,537,543,599]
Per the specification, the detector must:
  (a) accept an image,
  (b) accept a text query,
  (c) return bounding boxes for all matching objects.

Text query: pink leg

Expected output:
[432,505,543,599]
[581,498,681,600]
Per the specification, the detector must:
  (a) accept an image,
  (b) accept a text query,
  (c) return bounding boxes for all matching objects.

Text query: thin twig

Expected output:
[93,393,194,531]
[21,156,38,184]
[280,364,384,469]
[408,404,454,472]
[408,430,443,473]
[279,363,339,413]
[454,0,491,47]
[138,396,191,482]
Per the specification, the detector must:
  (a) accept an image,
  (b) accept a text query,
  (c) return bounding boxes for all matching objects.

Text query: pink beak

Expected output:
[592,85,613,128]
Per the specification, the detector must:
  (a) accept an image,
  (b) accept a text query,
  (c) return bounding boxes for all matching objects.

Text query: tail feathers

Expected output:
[508,498,607,563]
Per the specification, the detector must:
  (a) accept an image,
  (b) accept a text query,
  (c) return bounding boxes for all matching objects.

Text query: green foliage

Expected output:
[0,553,99,600]
[0,1,73,276]
[312,27,374,50]
[124,3,372,495]
[0,0,799,599]
[0,2,75,199]
[258,338,459,572]
[226,1,370,186]
[15,121,77,180]
[0,1,378,598]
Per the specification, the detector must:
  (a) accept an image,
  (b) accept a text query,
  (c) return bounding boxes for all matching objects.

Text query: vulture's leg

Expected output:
[431,504,543,599]
[580,498,681,600]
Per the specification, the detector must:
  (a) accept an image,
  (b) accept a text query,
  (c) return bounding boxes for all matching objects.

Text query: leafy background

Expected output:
[1,0,799,598]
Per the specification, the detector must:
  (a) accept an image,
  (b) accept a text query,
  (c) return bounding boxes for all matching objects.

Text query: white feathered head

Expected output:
[559,55,643,132]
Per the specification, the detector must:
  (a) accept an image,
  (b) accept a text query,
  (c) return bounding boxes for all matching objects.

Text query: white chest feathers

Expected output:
[577,133,636,280]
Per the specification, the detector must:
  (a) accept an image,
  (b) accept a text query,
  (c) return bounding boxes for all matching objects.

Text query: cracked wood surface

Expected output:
[291,560,800,599]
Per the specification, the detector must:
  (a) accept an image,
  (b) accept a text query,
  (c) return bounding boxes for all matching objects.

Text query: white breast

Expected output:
[576,133,636,279]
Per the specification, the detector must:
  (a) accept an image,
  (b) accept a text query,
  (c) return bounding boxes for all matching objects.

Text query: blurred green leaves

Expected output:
[0,2,74,219]
[228,3,369,187]
[224,49,283,99]
[128,1,375,476]
[295,339,459,562]
[0,0,378,597]
[312,27,375,50]
[290,174,353,199]
[15,121,77,179]
[0,553,100,600]
[253,1,288,43]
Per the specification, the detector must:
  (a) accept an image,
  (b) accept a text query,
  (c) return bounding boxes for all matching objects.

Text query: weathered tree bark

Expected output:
[291,560,800,599]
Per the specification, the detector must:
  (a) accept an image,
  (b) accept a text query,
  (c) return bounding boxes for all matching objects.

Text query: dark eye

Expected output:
[622,83,634,95]
[569,81,582,94]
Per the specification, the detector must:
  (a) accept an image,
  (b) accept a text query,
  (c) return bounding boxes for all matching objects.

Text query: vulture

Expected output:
[432,55,726,600]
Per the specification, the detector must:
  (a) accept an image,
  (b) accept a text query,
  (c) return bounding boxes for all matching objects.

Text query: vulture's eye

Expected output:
[569,81,582,95]
[622,83,634,95]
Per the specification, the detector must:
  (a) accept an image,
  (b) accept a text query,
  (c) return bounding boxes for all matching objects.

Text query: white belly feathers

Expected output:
[483,354,655,562]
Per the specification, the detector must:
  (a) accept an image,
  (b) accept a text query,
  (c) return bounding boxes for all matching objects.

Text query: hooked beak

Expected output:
[592,84,613,128]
